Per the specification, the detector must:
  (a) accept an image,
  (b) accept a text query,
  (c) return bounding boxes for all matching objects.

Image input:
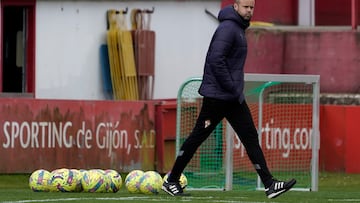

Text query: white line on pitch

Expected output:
[1,196,271,203]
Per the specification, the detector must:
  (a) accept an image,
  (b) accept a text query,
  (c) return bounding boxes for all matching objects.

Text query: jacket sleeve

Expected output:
[207,24,236,94]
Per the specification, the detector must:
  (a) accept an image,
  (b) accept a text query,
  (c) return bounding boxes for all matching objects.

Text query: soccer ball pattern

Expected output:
[69,169,83,192]
[125,170,144,193]
[29,169,52,192]
[139,171,163,194]
[105,169,122,193]
[49,168,78,192]
[81,169,109,193]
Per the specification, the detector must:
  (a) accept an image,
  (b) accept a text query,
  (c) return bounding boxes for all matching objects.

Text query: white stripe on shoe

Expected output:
[274,182,284,190]
[169,185,180,194]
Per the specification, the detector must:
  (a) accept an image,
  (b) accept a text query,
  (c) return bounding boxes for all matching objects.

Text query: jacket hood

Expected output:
[218,5,250,29]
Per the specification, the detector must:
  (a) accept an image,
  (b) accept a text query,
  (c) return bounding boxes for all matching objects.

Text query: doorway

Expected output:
[1,0,35,95]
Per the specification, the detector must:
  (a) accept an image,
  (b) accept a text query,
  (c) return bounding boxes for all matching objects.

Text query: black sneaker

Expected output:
[162,180,189,196]
[265,178,296,199]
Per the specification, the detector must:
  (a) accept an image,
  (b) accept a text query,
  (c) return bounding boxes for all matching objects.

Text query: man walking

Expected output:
[162,0,296,199]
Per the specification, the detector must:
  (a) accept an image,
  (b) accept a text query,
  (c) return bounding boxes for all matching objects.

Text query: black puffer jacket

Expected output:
[199,5,250,103]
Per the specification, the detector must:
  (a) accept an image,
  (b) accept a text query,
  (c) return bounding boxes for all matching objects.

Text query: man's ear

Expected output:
[233,3,238,11]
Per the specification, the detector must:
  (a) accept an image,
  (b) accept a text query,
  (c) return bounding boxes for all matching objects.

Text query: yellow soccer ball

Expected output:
[49,168,78,192]
[81,169,109,193]
[104,169,122,193]
[124,170,144,193]
[139,171,163,195]
[29,169,52,192]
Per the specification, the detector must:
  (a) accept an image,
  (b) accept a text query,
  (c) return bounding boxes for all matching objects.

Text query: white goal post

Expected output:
[176,73,320,192]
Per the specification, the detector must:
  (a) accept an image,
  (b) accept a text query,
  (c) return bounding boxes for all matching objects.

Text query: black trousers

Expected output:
[169,97,273,188]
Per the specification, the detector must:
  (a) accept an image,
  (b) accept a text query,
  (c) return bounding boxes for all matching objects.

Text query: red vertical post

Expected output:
[0,3,3,92]
[351,0,358,30]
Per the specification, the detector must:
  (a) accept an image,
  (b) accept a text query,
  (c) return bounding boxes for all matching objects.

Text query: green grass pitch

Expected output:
[0,172,360,203]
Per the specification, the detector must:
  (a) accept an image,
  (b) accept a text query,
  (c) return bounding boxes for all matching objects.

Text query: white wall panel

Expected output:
[36,1,220,100]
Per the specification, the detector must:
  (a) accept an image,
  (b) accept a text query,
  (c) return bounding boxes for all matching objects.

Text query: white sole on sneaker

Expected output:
[267,189,286,199]
[162,186,175,196]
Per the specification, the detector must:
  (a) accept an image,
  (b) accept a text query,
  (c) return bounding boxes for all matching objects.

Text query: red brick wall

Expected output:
[246,29,360,94]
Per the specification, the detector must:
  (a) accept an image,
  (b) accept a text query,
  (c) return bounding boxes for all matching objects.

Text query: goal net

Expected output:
[176,73,320,191]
